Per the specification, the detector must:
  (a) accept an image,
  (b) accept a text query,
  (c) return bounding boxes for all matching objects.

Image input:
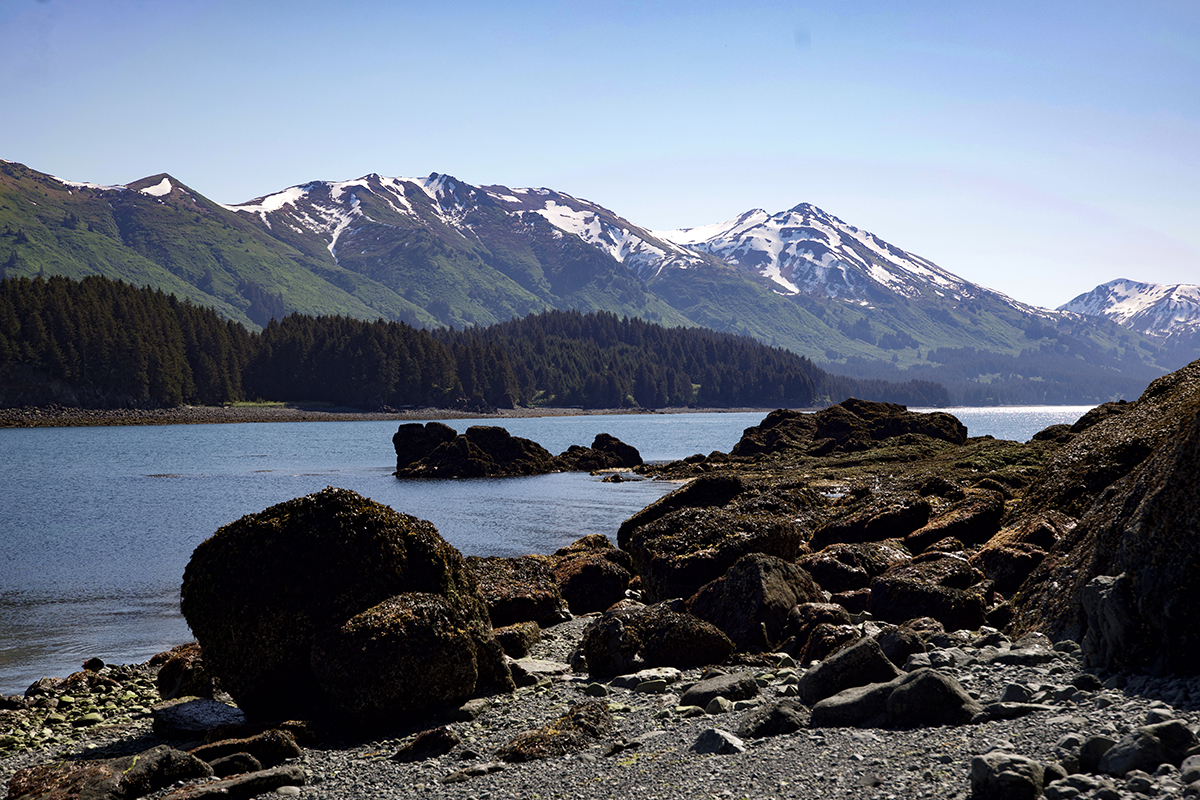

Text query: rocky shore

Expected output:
[5,359,1200,799]
[0,404,768,429]
[4,619,1200,800]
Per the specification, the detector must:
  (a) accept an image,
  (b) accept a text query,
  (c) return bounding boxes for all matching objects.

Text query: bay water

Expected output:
[0,405,1091,695]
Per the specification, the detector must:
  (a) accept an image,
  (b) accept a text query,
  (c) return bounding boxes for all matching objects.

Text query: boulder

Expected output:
[686,553,825,653]
[1098,719,1199,777]
[467,554,565,628]
[310,593,483,725]
[680,672,761,709]
[796,636,903,706]
[493,621,542,658]
[969,750,1046,800]
[904,489,1006,553]
[189,729,304,768]
[810,668,980,729]
[1010,362,1200,672]
[621,506,806,602]
[553,536,635,614]
[616,475,745,546]
[870,552,989,631]
[797,541,911,593]
[392,421,457,470]
[180,487,511,722]
[794,623,861,665]
[495,700,614,762]
[736,699,808,739]
[579,602,734,678]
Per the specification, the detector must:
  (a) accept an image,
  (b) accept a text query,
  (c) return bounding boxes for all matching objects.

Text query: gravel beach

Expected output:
[4,615,1200,800]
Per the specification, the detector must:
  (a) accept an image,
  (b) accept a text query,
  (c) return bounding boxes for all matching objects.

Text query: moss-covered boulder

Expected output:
[309,593,481,726]
[180,487,511,723]
[686,553,825,653]
[552,535,635,614]
[621,506,807,602]
[467,554,566,628]
[579,602,734,678]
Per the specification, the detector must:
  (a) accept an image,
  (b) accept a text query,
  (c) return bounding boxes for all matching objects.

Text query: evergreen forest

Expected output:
[0,275,951,411]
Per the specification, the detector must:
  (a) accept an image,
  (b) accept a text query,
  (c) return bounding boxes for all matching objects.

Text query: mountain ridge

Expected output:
[2,159,1193,404]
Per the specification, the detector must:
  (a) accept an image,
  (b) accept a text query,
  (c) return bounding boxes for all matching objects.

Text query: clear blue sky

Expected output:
[3,0,1196,309]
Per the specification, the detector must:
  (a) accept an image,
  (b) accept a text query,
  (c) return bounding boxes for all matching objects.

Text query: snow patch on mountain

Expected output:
[53,177,125,192]
[138,177,173,197]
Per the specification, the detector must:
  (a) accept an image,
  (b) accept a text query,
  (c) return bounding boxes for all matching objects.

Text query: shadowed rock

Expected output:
[579,602,734,678]
[467,555,565,628]
[870,552,989,631]
[686,553,825,653]
[181,487,511,723]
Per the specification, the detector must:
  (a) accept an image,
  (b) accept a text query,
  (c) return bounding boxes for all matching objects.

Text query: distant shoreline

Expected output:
[0,404,781,429]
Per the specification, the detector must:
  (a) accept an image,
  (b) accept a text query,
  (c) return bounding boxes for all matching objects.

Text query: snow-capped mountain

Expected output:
[1060,279,1200,341]
[224,172,707,277]
[654,203,1023,307]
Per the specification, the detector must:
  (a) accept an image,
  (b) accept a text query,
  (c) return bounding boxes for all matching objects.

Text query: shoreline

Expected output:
[0,404,782,429]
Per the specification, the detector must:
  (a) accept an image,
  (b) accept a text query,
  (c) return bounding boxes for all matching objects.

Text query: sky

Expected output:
[2,0,1197,310]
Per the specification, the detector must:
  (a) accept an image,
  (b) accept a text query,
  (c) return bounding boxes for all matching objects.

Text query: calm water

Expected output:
[0,405,1091,694]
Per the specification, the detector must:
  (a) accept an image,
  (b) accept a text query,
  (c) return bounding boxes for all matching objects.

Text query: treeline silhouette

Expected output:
[0,274,950,410]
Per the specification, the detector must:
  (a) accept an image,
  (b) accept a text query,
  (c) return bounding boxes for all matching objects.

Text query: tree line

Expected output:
[0,274,950,410]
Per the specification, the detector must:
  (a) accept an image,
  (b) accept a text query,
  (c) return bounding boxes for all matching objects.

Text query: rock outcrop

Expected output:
[729,398,967,458]
[180,487,512,723]
[393,423,642,478]
[1011,373,1200,673]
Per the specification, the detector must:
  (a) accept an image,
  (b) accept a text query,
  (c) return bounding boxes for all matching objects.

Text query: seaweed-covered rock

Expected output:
[493,621,542,658]
[730,399,967,459]
[154,642,216,701]
[811,500,930,550]
[552,537,635,614]
[495,701,615,762]
[686,553,825,653]
[797,541,911,594]
[467,554,566,628]
[869,552,989,631]
[180,487,511,722]
[621,506,807,602]
[311,593,482,725]
[579,602,734,678]
[904,489,1006,553]
[7,745,214,800]
[1020,362,1200,518]
[616,475,745,546]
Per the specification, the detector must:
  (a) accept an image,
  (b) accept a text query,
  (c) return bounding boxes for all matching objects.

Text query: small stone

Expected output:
[583,683,609,697]
[73,712,104,727]
[705,697,733,715]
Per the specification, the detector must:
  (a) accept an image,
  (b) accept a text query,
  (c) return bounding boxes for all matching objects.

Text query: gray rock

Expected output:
[1079,734,1118,773]
[969,750,1045,800]
[809,676,899,728]
[609,667,682,689]
[1099,719,1199,777]
[1181,754,1200,784]
[886,668,982,727]
[797,636,903,705]
[690,728,746,755]
[680,672,760,709]
[736,699,808,739]
[151,697,245,740]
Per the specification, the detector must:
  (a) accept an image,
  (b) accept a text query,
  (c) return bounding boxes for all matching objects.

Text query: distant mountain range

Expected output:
[1060,279,1200,347]
[1,159,1195,404]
